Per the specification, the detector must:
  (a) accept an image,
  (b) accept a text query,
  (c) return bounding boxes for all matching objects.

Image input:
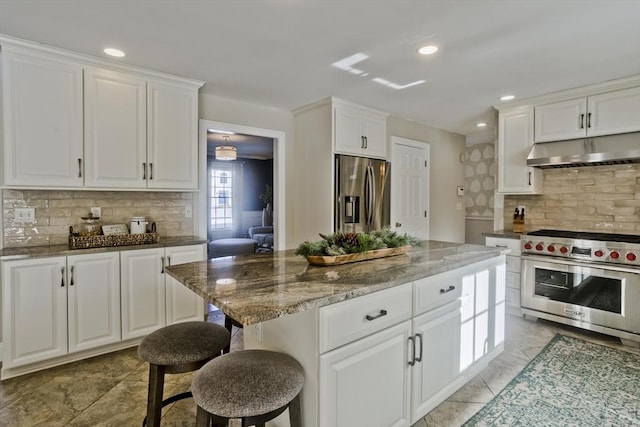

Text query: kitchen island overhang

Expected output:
[164,239,508,326]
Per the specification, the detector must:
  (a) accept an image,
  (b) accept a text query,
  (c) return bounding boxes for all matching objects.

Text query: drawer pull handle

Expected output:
[365,309,387,321]
[440,285,455,294]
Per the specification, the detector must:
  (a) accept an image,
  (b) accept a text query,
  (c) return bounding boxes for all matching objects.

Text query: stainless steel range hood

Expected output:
[527,132,640,168]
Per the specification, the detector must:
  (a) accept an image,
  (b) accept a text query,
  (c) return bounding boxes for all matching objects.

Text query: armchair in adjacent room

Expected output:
[248,226,274,252]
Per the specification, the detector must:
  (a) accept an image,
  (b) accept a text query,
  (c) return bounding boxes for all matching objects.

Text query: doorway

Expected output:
[390,136,430,240]
[196,120,286,250]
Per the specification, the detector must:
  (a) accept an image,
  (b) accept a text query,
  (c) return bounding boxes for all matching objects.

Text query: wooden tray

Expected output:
[305,246,410,266]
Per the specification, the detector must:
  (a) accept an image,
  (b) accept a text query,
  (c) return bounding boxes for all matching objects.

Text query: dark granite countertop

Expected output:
[165,240,506,326]
[0,236,207,260]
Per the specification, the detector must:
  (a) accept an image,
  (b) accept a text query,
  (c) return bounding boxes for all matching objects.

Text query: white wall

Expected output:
[387,116,466,243]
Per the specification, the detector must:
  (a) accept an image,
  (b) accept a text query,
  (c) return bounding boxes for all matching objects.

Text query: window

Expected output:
[210,167,233,229]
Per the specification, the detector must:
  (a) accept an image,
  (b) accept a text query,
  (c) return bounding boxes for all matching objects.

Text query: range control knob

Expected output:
[626,253,637,262]
[535,243,544,251]
[594,250,604,258]
[610,251,620,260]
[560,246,569,254]
[524,242,533,250]
[547,245,556,253]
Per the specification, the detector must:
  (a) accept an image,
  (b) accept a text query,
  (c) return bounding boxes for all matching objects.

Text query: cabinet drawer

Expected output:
[506,256,521,274]
[485,237,521,256]
[414,269,463,316]
[319,283,412,353]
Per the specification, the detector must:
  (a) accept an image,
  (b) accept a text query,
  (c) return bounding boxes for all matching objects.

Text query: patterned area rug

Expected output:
[464,334,640,426]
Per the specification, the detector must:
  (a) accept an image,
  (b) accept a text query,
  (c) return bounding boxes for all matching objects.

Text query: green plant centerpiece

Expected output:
[295,229,421,265]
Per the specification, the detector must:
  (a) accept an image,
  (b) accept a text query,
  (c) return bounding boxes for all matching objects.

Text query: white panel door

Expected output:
[534,98,587,142]
[120,248,165,339]
[319,320,412,427]
[411,301,461,422]
[2,257,68,368]
[84,66,147,188]
[587,87,640,137]
[165,244,206,324]
[67,252,121,353]
[2,50,84,186]
[147,81,199,189]
[391,137,429,240]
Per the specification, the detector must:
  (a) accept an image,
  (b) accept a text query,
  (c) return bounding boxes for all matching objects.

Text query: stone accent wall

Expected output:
[2,190,195,247]
[504,164,640,233]
[465,142,495,217]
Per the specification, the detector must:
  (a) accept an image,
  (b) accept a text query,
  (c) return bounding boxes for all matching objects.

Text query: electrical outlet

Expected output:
[184,205,193,218]
[14,207,35,223]
[91,207,102,218]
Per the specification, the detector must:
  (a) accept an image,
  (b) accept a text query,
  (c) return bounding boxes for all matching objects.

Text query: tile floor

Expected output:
[1,313,638,427]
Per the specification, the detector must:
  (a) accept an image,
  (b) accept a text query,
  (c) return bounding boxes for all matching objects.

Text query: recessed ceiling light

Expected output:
[500,95,515,101]
[417,45,439,55]
[103,48,125,58]
[476,122,488,128]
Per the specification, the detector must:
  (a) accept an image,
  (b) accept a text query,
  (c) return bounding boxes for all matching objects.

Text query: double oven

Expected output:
[520,230,640,347]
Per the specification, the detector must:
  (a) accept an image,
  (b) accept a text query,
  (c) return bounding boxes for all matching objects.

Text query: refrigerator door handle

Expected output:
[369,165,376,227]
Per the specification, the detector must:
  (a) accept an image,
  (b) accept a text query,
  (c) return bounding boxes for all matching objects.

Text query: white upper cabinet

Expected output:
[334,101,388,159]
[2,49,84,187]
[534,86,640,142]
[147,81,199,189]
[497,107,542,194]
[1,41,203,190]
[84,67,147,188]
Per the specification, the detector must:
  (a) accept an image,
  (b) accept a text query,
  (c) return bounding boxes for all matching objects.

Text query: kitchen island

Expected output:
[166,240,507,427]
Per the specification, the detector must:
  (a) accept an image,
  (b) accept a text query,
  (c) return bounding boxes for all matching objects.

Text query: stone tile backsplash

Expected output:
[504,164,640,233]
[3,190,195,247]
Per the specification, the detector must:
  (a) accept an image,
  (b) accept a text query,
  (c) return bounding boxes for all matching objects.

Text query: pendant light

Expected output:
[215,135,237,161]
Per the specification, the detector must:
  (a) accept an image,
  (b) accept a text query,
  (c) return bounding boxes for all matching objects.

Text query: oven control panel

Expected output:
[521,237,640,266]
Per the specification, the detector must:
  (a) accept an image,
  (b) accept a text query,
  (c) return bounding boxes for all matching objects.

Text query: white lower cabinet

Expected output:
[320,320,412,427]
[120,244,206,339]
[120,248,166,340]
[164,245,206,324]
[1,243,205,379]
[411,301,461,420]
[67,252,121,353]
[485,236,522,315]
[1,252,120,369]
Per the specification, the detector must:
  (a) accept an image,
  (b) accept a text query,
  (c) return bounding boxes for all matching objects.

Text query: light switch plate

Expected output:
[14,207,35,223]
[91,207,102,218]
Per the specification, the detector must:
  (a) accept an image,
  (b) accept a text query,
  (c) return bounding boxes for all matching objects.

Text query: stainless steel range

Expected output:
[520,229,640,348]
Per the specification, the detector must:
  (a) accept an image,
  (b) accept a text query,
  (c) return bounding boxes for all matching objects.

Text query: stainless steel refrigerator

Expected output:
[335,154,390,233]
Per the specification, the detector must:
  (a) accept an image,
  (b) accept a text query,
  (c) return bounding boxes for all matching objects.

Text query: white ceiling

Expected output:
[1,0,640,138]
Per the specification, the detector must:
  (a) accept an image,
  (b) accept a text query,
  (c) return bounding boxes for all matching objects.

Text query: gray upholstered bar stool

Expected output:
[138,321,231,427]
[192,350,304,427]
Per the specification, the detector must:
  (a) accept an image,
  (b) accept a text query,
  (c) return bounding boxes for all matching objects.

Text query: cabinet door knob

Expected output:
[365,309,387,321]
[143,163,147,180]
[60,267,65,287]
[149,163,153,180]
[587,112,592,128]
[77,159,82,178]
[579,113,585,129]
[70,266,74,286]
[161,256,165,273]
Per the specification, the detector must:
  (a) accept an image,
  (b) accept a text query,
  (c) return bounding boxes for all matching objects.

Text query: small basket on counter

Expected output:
[68,222,160,249]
